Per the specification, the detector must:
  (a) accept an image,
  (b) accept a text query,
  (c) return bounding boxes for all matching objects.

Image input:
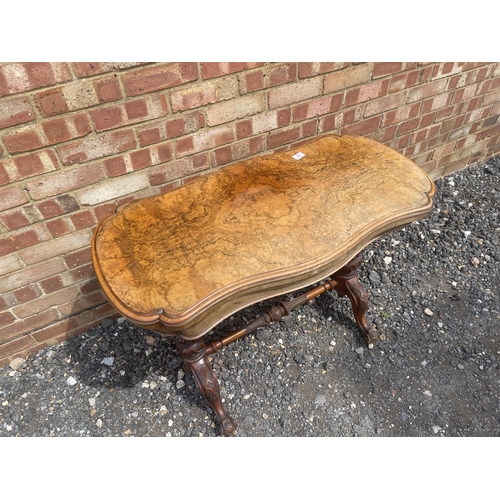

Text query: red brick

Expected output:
[345,79,390,107]
[0,185,29,212]
[373,62,404,79]
[0,208,31,230]
[0,96,35,129]
[12,150,59,180]
[94,75,122,102]
[104,156,127,177]
[72,62,147,78]
[3,126,44,154]
[201,62,263,79]
[64,247,92,268]
[0,63,71,97]
[90,94,168,132]
[267,126,301,149]
[35,88,69,116]
[170,75,238,112]
[137,125,163,146]
[122,62,198,97]
[70,210,96,230]
[56,129,136,165]
[1,308,59,343]
[148,156,210,185]
[236,119,253,139]
[0,335,37,362]
[152,143,173,163]
[0,227,41,257]
[175,126,234,157]
[0,163,9,186]
[130,149,153,170]
[46,218,71,237]
[20,228,91,265]
[318,113,339,134]
[42,113,92,145]
[293,95,343,122]
[341,116,381,136]
[268,63,297,87]
[13,284,41,304]
[240,69,264,93]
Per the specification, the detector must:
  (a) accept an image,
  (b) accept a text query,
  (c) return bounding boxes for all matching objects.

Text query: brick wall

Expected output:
[1,62,500,366]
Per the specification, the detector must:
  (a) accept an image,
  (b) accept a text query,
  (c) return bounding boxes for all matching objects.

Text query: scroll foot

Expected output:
[332,255,380,346]
[175,335,237,436]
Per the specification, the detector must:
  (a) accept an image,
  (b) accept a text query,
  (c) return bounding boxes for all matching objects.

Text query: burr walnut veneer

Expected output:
[91,134,435,435]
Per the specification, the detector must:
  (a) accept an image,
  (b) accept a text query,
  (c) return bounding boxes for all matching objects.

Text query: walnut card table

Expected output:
[91,134,435,435]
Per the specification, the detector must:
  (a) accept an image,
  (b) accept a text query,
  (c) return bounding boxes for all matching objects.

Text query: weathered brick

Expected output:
[35,76,122,117]
[363,91,407,117]
[72,62,147,78]
[298,62,349,78]
[212,136,266,166]
[4,114,91,154]
[324,64,374,93]
[0,258,65,293]
[122,63,198,97]
[372,62,404,79]
[0,253,23,276]
[0,332,37,358]
[0,163,9,186]
[293,95,343,122]
[0,185,29,212]
[0,63,72,97]
[26,163,105,200]
[176,125,234,157]
[170,76,238,112]
[19,228,91,265]
[42,113,92,144]
[481,88,500,107]
[13,286,80,319]
[56,129,136,165]
[0,96,35,129]
[269,77,322,109]
[36,194,79,219]
[90,94,168,132]
[206,93,266,126]
[148,155,210,185]
[345,79,390,107]
[76,171,150,205]
[201,62,263,79]
[407,79,448,103]
[3,125,45,153]
[9,149,60,181]
[268,63,297,87]
[0,308,59,343]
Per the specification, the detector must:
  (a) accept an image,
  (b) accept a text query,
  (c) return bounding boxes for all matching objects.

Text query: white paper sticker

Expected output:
[292,152,306,160]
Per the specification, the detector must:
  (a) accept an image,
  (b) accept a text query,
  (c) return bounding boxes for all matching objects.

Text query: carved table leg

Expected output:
[175,335,237,436]
[332,255,380,346]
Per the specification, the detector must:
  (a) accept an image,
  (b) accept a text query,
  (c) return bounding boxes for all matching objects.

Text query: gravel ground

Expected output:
[1,155,499,439]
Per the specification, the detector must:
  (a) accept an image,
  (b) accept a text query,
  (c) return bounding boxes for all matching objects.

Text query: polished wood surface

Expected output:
[92,134,435,338]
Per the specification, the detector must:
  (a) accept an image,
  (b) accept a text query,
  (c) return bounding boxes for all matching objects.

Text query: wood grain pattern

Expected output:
[92,134,435,338]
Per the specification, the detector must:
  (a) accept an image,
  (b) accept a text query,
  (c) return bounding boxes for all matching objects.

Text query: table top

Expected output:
[92,134,435,337]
